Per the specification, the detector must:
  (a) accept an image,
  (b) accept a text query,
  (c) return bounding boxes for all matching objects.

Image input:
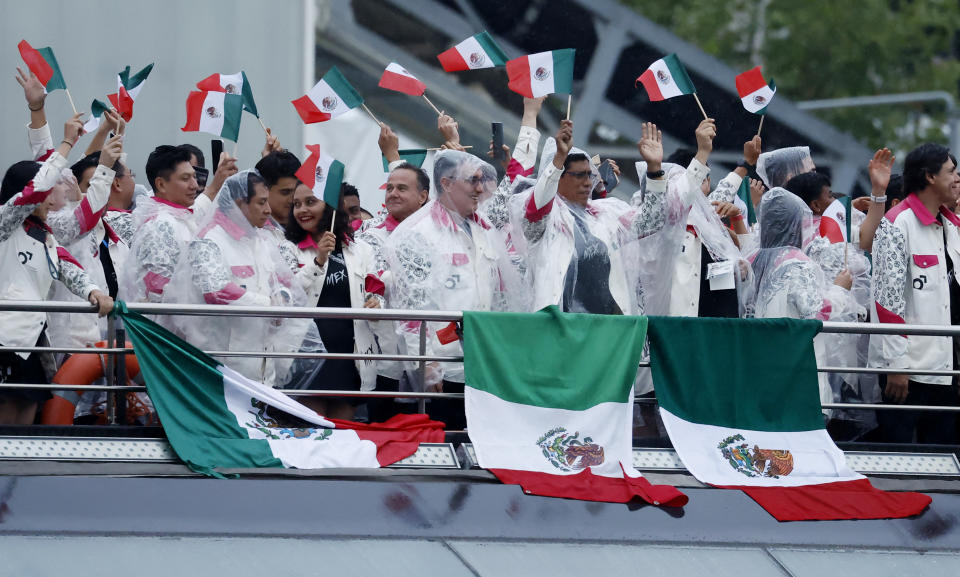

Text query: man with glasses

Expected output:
[517,119,676,315]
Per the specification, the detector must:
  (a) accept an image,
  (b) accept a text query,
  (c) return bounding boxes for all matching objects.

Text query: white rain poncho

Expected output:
[163,170,320,385]
[385,150,522,385]
[749,188,860,415]
[756,146,815,189]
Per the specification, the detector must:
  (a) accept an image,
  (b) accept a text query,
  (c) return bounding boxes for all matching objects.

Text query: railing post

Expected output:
[114,323,127,425]
[418,320,427,414]
[105,315,117,425]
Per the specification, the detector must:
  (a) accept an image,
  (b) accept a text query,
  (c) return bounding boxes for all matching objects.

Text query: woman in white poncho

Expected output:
[749,188,858,415]
[165,170,315,386]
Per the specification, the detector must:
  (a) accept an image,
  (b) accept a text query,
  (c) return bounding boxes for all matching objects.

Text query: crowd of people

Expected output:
[1,67,959,446]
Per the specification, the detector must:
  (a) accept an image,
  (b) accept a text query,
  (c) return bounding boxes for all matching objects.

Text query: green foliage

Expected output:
[623,0,960,152]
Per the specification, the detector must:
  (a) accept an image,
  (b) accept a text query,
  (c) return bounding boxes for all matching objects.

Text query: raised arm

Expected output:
[708,136,761,205]
[48,133,122,244]
[858,148,894,252]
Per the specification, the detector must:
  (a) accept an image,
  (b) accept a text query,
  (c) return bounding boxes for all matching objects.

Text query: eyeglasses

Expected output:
[563,170,592,180]
[461,175,492,187]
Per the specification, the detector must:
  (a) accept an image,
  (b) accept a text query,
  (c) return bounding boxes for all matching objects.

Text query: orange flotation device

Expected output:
[41,341,141,425]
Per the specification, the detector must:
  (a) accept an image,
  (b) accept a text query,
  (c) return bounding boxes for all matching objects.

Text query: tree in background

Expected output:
[624,0,960,154]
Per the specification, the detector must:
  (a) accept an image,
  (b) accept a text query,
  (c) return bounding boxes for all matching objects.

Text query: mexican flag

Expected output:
[636,53,696,102]
[819,197,851,244]
[113,303,444,477]
[382,149,428,172]
[437,31,507,72]
[463,307,687,506]
[736,177,758,226]
[506,49,575,98]
[296,144,345,209]
[181,91,243,142]
[292,67,363,124]
[647,316,931,521]
[108,63,154,122]
[196,70,258,117]
[735,66,776,114]
[17,40,66,92]
[378,63,426,96]
[82,99,110,134]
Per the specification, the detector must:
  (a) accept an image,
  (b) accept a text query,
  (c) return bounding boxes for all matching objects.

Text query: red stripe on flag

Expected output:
[637,69,665,101]
[294,144,320,189]
[18,40,54,87]
[819,216,845,243]
[181,91,206,132]
[291,95,332,124]
[109,85,134,122]
[196,73,223,92]
[379,69,426,96]
[491,465,688,506]
[437,47,469,72]
[735,66,767,98]
[724,479,931,522]
[330,413,446,466]
[506,56,535,98]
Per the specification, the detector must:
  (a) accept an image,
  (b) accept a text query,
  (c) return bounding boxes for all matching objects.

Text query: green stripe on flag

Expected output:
[324,160,345,209]
[663,53,696,95]
[38,47,66,91]
[120,63,153,90]
[475,31,508,66]
[113,302,283,475]
[757,79,776,115]
[91,99,109,118]
[324,66,364,109]
[220,93,244,142]
[382,149,428,172]
[464,307,648,410]
[737,178,757,226]
[647,316,825,431]
[240,70,259,117]
[551,49,576,94]
[840,195,852,241]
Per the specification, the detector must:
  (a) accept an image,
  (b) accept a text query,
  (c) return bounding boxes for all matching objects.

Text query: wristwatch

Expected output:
[646,169,665,179]
[871,195,887,203]
[736,159,755,170]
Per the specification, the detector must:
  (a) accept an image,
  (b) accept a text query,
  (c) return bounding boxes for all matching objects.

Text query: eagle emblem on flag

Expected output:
[656,70,671,84]
[718,434,794,478]
[537,427,604,472]
[224,84,238,94]
[244,399,333,441]
[469,52,486,67]
[534,67,551,82]
[753,95,766,105]
[321,96,339,112]
[315,166,324,181]
[206,106,221,119]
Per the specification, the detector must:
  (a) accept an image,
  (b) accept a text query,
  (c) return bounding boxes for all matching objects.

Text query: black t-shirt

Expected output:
[313,250,360,388]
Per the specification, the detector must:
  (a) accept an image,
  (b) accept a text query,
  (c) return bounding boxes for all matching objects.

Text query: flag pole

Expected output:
[361,103,382,125]
[566,94,572,121]
[329,209,336,233]
[64,88,79,115]
[427,145,473,151]
[256,116,269,135]
[232,139,240,158]
[757,115,765,136]
[692,93,708,120]
[422,93,442,116]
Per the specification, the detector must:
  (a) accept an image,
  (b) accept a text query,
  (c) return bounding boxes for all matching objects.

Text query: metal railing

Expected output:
[2,300,960,422]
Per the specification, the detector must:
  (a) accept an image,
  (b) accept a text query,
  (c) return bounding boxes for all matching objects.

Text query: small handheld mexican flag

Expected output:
[17,40,66,92]
[292,66,363,124]
[378,63,426,96]
[647,316,931,521]
[736,178,758,226]
[108,63,154,122]
[82,99,111,134]
[820,197,852,244]
[112,302,444,477]
[437,31,507,72]
[464,307,687,506]
[382,149,428,172]
[636,53,696,102]
[296,144,345,209]
[506,49,575,98]
[181,91,243,142]
[735,66,776,114]
[196,71,258,117]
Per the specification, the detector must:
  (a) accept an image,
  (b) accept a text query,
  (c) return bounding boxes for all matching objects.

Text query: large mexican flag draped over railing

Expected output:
[463,307,687,506]
[113,302,444,477]
[647,316,931,521]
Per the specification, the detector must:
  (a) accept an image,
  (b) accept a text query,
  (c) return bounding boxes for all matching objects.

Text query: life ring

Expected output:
[41,341,139,425]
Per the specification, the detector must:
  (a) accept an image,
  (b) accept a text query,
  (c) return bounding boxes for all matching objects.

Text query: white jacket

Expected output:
[357,214,407,380]
[869,193,960,385]
[293,236,382,390]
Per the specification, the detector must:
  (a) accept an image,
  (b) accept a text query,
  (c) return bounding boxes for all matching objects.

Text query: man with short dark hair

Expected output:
[255,150,300,233]
[869,142,960,444]
[785,171,833,216]
[342,183,362,223]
